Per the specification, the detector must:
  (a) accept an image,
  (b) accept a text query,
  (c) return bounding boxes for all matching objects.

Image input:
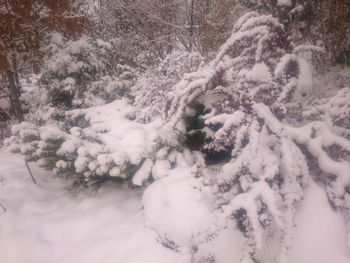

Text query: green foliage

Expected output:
[183,101,233,165]
[184,102,206,151]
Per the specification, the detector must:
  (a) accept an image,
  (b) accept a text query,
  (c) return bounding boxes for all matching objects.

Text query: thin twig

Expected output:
[25,161,37,184]
[0,202,6,212]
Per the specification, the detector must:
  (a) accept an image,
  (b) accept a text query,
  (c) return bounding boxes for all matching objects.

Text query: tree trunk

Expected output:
[6,70,24,122]
[189,0,194,51]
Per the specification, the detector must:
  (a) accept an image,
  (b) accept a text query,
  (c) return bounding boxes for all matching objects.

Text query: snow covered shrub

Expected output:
[5,34,146,185]
[7,48,188,186]
[5,99,180,186]
[327,87,350,132]
[160,11,350,262]
[132,51,203,121]
[26,33,136,125]
[165,11,322,144]
[5,119,131,183]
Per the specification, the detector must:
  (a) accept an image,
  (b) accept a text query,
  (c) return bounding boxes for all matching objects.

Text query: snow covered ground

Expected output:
[0,149,177,263]
[0,148,349,263]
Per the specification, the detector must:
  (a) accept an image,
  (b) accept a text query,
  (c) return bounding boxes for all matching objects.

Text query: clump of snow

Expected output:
[151,159,171,179]
[249,63,272,82]
[132,159,153,186]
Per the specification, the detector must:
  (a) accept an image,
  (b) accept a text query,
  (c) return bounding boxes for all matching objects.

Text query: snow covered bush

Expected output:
[4,34,149,185]
[25,33,136,126]
[7,38,204,188]
[5,98,181,186]
[132,51,203,121]
[156,11,350,262]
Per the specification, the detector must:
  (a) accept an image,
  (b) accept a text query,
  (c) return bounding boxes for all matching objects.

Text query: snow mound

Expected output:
[142,167,217,250]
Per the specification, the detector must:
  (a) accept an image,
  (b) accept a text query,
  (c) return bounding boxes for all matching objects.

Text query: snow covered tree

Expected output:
[161,11,350,262]
[239,0,350,64]
[24,33,136,127]
[4,32,142,185]
[0,0,90,121]
[5,32,183,186]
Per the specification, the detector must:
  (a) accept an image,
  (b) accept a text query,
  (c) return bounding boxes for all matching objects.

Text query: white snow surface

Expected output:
[289,182,350,263]
[0,150,177,263]
[0,149,349,263]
